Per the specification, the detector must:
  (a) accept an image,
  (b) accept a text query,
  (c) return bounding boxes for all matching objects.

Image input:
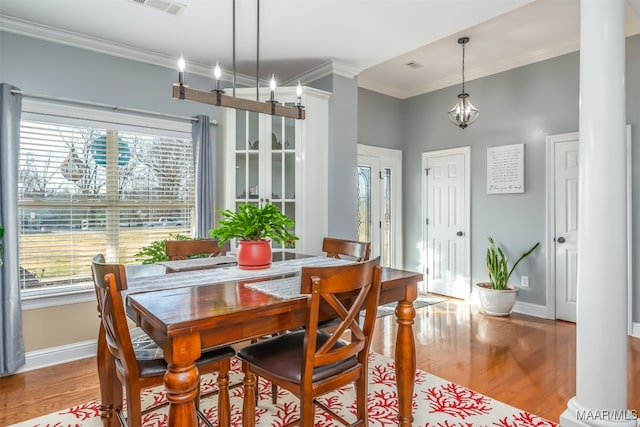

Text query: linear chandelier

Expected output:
[172,0,305,120]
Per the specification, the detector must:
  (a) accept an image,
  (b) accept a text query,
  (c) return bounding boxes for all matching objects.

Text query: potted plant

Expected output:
[476,237,540,316]
[209,202,298,270]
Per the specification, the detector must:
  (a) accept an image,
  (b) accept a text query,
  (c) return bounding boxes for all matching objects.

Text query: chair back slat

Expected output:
[322,237,371,262]
[299,258,381,379]
[165,239,230,260]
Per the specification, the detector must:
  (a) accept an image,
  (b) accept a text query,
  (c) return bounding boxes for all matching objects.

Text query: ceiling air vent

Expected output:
[405,62,423,69]
[129,0,187,16]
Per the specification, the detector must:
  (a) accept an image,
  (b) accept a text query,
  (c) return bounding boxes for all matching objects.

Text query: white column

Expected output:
[560,1,633,426]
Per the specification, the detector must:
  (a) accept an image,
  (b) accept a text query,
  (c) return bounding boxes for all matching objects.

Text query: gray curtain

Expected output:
[191,115,217,239]
[0,83,25,375]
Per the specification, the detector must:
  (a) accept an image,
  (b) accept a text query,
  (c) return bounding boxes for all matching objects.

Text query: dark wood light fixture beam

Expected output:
[172,85,305,120]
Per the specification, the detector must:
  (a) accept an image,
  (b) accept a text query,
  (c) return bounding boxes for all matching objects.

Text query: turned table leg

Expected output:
[395,298,416,427]
[164,334,201,427]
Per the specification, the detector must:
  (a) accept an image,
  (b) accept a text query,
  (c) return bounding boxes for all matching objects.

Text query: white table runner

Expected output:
[124,256,351,298]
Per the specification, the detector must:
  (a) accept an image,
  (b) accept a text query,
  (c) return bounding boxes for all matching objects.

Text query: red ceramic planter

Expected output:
[236,239,272,270]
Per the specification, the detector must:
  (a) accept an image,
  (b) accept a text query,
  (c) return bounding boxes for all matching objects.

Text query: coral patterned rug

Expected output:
[9,352,557,427]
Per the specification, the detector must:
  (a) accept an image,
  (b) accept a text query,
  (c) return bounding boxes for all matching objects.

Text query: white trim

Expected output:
[287,60,359,86]
[15,339,97,374]
[632,322,640,339]
[512,300,555,319]
[0,15,261,88]
[421,146,471,299]
[22,98,192,137]
[21,289,95,310]
[357,144,403,268]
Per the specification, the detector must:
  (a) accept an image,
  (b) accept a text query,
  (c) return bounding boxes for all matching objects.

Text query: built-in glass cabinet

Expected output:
[224,86,330,255]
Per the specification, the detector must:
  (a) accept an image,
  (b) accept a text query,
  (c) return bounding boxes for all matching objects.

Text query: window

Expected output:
[18,100,194,306]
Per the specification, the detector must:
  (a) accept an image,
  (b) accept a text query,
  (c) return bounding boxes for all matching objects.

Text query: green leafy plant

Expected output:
[134,233,191,264]
[486,237,539,290]
[209,202,298,247]
[0,225,4,267]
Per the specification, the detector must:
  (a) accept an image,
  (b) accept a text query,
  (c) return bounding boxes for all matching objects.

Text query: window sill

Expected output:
[21,288,95,310]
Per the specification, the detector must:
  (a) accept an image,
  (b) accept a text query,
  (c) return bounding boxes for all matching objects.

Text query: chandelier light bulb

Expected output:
[214,61,222,80]
[177,55,186,85]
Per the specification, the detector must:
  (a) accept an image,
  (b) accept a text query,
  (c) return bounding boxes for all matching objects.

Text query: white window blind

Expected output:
[18,117,194,296]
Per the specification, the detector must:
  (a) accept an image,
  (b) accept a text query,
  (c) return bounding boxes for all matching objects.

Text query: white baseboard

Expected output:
[632,322,640,338]
[16,339,97,374]
[513,300,555,319]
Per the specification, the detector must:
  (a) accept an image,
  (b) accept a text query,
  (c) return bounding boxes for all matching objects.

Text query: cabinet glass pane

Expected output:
[248,152,259,199]
[271,152,282,200]
[235,153,246,199]
[284,117,295,149]
[284,152,295,199]
[271,115,283,149]
[285,201,296,245]
[248,112,259,150]
[235,112,246,150]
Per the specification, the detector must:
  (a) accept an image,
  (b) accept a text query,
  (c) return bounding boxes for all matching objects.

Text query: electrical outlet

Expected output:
[521,275,529,288]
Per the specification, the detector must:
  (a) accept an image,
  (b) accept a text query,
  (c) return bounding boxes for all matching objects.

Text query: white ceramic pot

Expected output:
[476,282,518,316]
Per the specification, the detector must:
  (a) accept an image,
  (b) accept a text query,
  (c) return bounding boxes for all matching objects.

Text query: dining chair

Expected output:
[91,254,235,427]
[237,257,382,427]
[322,237,371,262]
[165,238,230,260]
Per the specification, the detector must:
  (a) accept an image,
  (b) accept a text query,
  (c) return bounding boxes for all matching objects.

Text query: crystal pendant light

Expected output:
[447,37,479,129]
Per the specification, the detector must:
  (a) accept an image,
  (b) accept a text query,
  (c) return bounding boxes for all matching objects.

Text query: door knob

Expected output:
[557,237,566,243]
[456,231,464,236]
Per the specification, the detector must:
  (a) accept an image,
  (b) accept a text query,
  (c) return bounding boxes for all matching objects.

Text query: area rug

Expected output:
[9,352,556,427]
[375,294,447,318]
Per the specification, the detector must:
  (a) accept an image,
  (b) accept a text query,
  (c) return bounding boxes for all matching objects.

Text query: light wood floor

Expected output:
[2,298,640,426]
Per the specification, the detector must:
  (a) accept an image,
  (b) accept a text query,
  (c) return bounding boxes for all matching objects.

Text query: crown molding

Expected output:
[286,59,360,86]
[0,15,260,87]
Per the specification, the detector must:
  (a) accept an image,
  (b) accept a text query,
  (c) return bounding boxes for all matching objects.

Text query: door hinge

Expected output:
[379,221,382,229]
[425,168,430,176]
[379,171,383,179]
[426,218,429,225]
[426,267,429,275]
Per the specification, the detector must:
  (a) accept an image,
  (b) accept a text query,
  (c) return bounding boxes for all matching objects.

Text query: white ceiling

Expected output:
[1,0,639,99]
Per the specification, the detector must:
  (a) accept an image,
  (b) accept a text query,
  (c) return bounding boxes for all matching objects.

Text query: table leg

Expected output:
[395,298,416,427]
[165,335,201,427]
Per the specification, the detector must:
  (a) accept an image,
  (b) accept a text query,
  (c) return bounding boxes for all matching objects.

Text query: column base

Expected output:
[560,397,638,427]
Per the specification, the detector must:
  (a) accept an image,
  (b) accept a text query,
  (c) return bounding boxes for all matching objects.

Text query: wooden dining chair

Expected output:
[91,254,235,427]
[238,257,382,427]
[322,237,371,262]
[165,238,230,260]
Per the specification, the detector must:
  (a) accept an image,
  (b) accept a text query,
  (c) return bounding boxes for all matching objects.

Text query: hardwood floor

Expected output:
[2,298,639,426]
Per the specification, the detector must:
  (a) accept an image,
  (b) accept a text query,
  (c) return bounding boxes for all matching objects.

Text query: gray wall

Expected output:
[311,74,359,240]
[359,34,640,321]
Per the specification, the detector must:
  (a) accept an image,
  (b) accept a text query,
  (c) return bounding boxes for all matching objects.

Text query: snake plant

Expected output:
[486,237,539,290]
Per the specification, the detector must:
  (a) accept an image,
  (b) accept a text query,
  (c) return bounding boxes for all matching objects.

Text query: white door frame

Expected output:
[357,144,403,268]
[545,127,632,333]
[422,146,471,297]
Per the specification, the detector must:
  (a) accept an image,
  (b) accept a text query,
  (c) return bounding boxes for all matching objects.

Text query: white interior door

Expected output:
[554,136,579,322]
[549,127,632,327]
[423,147,470,299]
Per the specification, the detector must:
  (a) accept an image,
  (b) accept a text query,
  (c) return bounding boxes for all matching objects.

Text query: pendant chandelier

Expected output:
[172,0,305,120]
[447,37,478,129]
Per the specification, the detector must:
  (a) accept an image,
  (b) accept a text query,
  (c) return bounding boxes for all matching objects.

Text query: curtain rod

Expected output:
[10,89,218,126]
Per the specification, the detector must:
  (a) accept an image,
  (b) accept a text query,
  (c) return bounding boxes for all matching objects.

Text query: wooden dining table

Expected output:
[98,255,421,427]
